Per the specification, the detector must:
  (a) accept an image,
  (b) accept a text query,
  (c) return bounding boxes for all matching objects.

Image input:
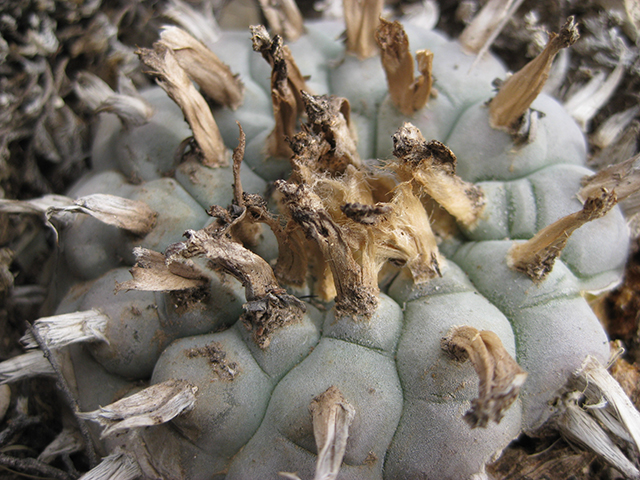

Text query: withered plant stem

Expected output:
[277,181,379,318]
[459,0,525,55]
[442,326,527,428]
[508,188,618,281]
[251,25,308,159]
[375,19,433,115]
[26,323,98,468]
[228,124,263,247]
[178,225,305,348]
[159,26,244,109]
[137,44,228,168]
[392,123,485,228]
[343,0,383,59]
[258,0,304,41]
[489,17,579,133]
[301,92,361,173]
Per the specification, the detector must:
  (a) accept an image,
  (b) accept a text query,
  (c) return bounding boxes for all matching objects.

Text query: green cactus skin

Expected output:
[23,15,632,480]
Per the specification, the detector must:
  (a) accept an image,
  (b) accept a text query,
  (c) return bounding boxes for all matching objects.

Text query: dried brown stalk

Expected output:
[48,194,157,236]
[379,183,443,282]
[343,0,383,59]
[158,26,244,110]
[228,125,263,247]
[508,188,618,282]
[310,386,356,480]
[489,17,579,133]
[392,123,485,229]
[137,44,228,168]
[74,72,154,128]
[277,181,379,318]
[459,0,526,55]
[442,326,527,428]
[115,247,210,292]
[177,225,305,347]
[375,19,433,115]
[301,92,361,173]
[251,25,309,159]
[579,152,640,202]
[79,380,197,438]
[258,0,304,41]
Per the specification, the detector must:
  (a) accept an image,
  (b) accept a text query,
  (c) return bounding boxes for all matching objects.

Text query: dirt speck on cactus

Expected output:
[184,341,239,380]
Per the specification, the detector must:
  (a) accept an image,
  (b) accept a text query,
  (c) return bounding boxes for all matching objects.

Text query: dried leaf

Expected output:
[115,247,209,292]
[78,379,198,437]
[442,325,527,428]
[21,309,109,349]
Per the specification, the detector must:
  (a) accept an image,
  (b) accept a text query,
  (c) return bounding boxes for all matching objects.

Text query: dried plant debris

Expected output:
[74,72,154,128]
[277,180,380,318]
[375,18,434,115]
[0,350,55,384]
[280,386,356,480]
[38,427,84,464]
[116,247,211,292]
[79,379,197,437]
[137,43,229,168]
[78,450,141,480]
[251,25,309,159]
[343,0,383,59]
[0,0,157,198]
[157,26,245,109]
[185,341,239,380]
[391,123,485,229]
[20,310,109,350]
[442,325,527,428]
[508,188,618,282]
[551,356,640,478]
[489,17,579,136]
[258,0,305,41]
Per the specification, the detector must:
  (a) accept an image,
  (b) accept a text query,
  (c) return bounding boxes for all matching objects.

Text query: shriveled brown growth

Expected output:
[116,247,210,292]
[79,379,198,437]
[442,326,527,428]
[508,188,618,282]
[176,220,305,348]
[258,0,304,41]
[158,26,244,109]
[459,0,526,55]
[301,92,361,174]
[137,44,228,168]
[379,183,443,283]
[227,125,263,247]
[310,386,356,480]
[229,125,308,286]
[48,194,157,236]
[343,0,383,59]
[375,19,433,115]
[392,123,485,229]
[251,25,309,159]
[280,386,355,480]
[74,72,154,128]
[489,17,579,133]
[579,152,640,202]
[277,181,379,318]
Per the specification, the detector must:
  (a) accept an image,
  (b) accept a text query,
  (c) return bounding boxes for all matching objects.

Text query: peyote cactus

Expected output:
[2,1,640,479]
